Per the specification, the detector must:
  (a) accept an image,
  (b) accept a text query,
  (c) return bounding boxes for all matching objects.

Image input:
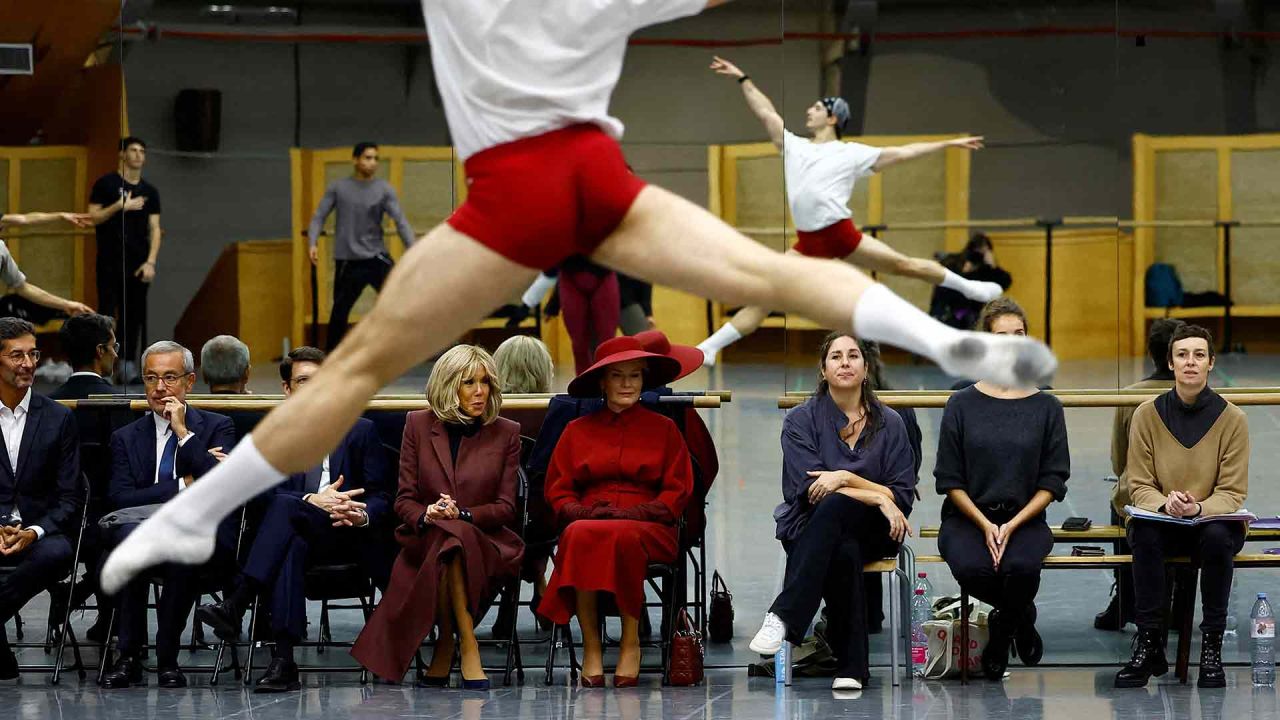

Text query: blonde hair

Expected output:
[494,335,554,394]
[426,344,503,425]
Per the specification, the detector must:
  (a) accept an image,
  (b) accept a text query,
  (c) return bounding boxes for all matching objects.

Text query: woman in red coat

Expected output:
[537,336,693,687]
[351,344,523,689]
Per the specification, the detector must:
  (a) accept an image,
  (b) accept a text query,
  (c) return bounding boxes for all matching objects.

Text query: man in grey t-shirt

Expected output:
[307,142,415,349]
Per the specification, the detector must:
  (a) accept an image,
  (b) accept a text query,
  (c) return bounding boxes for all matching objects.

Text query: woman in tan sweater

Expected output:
[1115,325,1249,691]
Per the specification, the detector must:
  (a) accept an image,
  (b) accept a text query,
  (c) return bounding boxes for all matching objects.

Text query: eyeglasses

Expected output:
[142,373,190,387]
[99,342,121,355]
[3,350,40,364]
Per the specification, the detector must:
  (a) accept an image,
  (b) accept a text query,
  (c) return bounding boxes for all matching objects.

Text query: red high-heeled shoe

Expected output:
[580,674,605,688]
[613,674,639,688]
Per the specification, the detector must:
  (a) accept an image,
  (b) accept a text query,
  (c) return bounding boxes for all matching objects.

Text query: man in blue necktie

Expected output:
[101,341,235,689]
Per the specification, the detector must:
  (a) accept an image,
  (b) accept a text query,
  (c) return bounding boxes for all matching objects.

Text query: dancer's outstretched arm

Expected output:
[874,136,983,171]
[710,56,784,149]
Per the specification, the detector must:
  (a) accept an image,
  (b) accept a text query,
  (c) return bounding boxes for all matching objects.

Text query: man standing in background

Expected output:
[307,142,415,350]
[88,137,163,383]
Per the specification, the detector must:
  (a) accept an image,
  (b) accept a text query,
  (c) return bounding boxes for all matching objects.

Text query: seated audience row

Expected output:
[4,302,1252,694]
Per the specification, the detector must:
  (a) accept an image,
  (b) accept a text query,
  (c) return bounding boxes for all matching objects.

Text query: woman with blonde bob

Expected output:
[352,344,524,689]
[494,334,555,395]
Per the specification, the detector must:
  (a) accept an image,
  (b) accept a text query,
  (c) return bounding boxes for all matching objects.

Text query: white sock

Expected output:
[696,322,744,367]
[941,269,1004,303]
[852,284,1056,387]
[100,435,285,594]
[521,273,557,308]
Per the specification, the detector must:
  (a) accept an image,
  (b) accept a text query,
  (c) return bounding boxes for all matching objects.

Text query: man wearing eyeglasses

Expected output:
[101,340,236,689]
[0,318,81,679]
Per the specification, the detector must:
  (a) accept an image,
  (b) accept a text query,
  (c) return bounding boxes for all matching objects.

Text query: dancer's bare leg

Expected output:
[595,186,1052,383]
[576,590,604,679]
[850,236,946,283]
[103,185,1051,593]
[851,236,1002,300]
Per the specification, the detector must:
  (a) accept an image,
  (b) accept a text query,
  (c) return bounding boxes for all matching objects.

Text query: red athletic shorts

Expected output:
[447,124,647,271]
[792,218,864,259]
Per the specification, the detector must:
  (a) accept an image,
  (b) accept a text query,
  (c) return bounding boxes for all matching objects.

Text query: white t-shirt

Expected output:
[422,0,706,162]
[783,130,881,232]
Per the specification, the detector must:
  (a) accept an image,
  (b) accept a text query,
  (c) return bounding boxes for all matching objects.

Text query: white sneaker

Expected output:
[832,677,862,690]
[748,612,787,655]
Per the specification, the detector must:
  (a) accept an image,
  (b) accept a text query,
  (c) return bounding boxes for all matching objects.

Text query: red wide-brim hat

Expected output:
[633,330,703,383]
[566,335,683,398]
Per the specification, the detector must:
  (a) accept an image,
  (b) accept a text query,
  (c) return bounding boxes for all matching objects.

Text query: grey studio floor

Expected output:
[11,348,1280,719]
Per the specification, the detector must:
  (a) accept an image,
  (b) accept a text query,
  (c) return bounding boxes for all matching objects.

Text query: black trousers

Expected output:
[96,255,149,366]
[0,534,74,648]
[240,494,368,649]
[939,511,1052,626]
[770,494,899,680]
[1128,520,1245,633]
[328,256,393,350]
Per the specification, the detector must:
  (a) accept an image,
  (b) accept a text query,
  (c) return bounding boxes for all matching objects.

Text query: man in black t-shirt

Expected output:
[88,137,163,380]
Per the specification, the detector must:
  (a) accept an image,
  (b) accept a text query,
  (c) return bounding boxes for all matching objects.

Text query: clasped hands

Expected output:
[1164,490,1202,519]
[0,525,37,556]
[424,493,460,523]
[306,476,368,527]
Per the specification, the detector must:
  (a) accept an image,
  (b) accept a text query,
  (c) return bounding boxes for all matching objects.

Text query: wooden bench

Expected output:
[912,552,1280,683]
[917,525,1280,542]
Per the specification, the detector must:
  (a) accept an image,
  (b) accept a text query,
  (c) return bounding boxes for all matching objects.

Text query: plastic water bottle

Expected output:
[911,588,930,675]
[1252,592,1276,686]
[914,572,934,606]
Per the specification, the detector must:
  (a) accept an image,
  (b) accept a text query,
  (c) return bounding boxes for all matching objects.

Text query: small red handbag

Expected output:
[667,608,704,686]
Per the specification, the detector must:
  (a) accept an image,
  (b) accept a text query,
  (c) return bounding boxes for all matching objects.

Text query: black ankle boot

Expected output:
[1197,631,1226,688]
[982,609,1012,680]
[1115,628,1169,688]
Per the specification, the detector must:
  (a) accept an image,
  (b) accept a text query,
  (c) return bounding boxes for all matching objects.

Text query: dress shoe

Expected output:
[195,600,243,643]
[100,655,146,689]
[1197,631,1226,689]
[579,674,605,688]
[0,647,18,680]
[157,666,188,688]
[1114,628,1168,688]
[461,676,491,691]
[255,657,302,693]
[1012,604,1044,666]
[613,674,639,688]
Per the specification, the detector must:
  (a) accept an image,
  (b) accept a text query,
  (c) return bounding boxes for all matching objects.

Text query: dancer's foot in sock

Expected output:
[959,280,1005,303]
[697,344,718,368]
[939,332,1057,388]
[101,505,216,595]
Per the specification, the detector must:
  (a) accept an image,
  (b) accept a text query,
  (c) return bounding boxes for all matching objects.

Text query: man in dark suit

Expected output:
[50,312,127,642]
[0,318,81,678]
[199,334,262,440]
[100,340,236,689]
[197,346,391,692]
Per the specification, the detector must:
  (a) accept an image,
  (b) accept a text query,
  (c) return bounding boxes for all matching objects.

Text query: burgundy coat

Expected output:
[351,409,524,681]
